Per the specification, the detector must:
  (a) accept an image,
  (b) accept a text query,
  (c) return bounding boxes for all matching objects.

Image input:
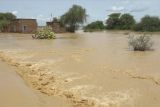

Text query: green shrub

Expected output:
[84,21,105,32]
[128,34,153,51]
[33,27,55,39]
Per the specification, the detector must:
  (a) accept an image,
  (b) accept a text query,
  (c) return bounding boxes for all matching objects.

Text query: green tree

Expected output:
[0,12,16,31]
[134,15,160,32]
[60,5,87,32]
[84,21,105,32]
[106,13,136,30]
[106,13,121,29]
[119,13,135,30]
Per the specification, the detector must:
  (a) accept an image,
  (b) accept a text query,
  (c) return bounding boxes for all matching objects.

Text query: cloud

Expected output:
[106,6,149,13]
[123,0,130,4]
[12,11,18,15]
[31,14,52,26]
[112,6,125,11]
[129,7,149,13]
[35,14,51,21]
[106,6,125,13]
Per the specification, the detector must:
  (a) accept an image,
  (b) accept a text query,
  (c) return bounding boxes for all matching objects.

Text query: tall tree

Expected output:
[0,12,16,31]
[106,13,136,30]
[106,13,121,29]
[119,13,135,30]
[60,5,87,32]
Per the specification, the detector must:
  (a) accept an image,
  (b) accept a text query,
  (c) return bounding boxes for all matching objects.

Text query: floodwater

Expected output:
[0,31,160,107]
[0,60,71,107]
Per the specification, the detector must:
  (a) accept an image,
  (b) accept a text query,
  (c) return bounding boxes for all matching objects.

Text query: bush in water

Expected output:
[128,34,153,51]
[33,27,56,39]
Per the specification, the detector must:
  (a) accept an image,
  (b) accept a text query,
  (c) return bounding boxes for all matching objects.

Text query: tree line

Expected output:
[85,13,160,32]
[60,5,160,32]
[0,5,160,32]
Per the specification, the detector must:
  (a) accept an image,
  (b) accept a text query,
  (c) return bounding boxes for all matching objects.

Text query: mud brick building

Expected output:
[5,19,37,33]
[46,20,66,33]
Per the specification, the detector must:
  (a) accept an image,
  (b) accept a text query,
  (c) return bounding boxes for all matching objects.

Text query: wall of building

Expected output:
[5,19,37,33]
[47,22,67,33]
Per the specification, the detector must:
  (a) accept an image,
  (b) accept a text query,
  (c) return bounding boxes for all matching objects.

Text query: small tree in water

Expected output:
[128,34,153,51]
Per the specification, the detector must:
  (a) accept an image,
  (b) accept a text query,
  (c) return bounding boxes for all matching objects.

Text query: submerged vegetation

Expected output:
[128,34,153,51]
[33,27,55,39]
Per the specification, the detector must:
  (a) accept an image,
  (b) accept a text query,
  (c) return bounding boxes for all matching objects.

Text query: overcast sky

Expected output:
[0,0,160,26]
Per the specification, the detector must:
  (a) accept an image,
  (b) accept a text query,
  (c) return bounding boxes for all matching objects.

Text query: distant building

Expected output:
[4,19,37,33]
[46,19,66,33]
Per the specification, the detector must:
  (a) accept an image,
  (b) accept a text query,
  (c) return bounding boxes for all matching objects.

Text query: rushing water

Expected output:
[0,60,72,107]
[0,31,160,107]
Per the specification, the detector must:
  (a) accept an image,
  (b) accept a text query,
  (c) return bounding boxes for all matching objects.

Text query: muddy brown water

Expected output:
[0,60,71,107]
[0,31,160,107]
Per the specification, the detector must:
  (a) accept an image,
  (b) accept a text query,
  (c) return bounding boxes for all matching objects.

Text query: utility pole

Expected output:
[50,13,53,22]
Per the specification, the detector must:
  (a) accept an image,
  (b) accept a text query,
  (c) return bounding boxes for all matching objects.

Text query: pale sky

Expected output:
[0,0,160,26]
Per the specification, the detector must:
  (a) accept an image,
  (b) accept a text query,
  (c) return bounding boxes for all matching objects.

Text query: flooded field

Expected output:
[0,31,160,107]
